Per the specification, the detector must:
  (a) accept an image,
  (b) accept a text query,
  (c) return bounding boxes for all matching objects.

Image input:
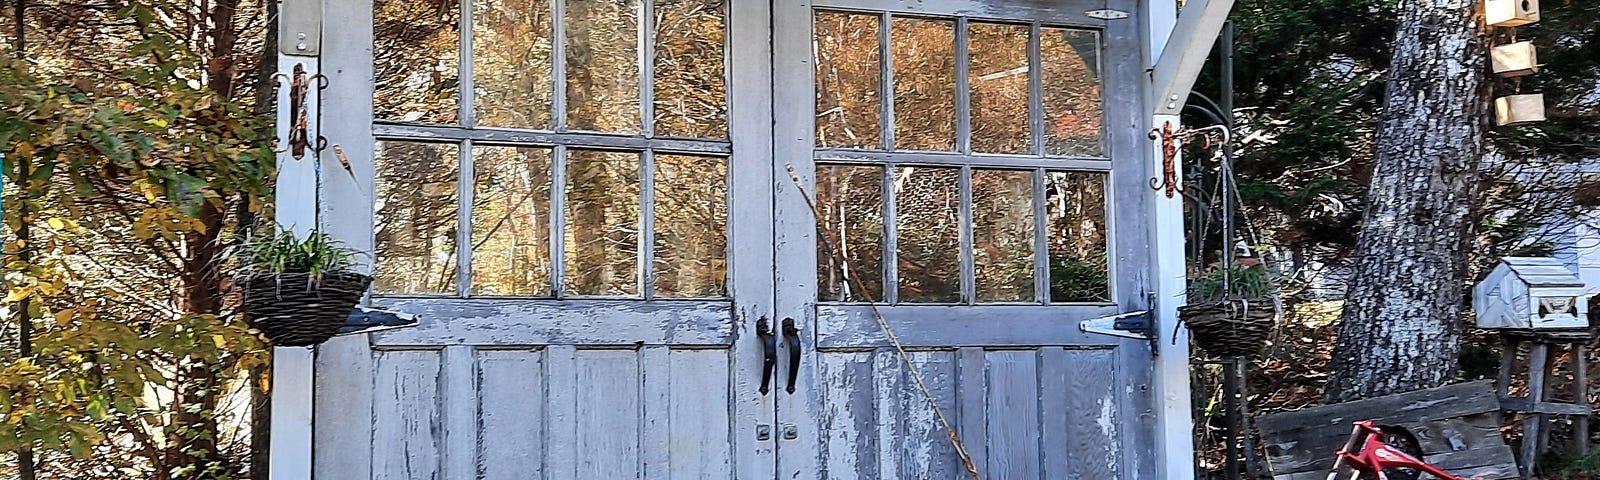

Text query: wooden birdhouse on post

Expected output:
[1491,41,1539,77]
[1485,0,1540,27]
[1474,257,1591,331]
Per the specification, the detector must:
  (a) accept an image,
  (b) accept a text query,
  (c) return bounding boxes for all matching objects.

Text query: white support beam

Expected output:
[268,346,314,480]
[268,2,322,476]
[1147,1,1197,478]
[1150,0,1235,116]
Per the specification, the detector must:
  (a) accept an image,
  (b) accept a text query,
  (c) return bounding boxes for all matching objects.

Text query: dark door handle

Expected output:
[757,316,776,395]
[782,317,801,394]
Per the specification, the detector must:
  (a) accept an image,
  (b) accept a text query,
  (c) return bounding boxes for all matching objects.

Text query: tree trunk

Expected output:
[1324,0,1491,403]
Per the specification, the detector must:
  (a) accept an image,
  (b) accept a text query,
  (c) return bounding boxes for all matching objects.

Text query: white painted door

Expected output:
[772,0,1159,477]
[313,0,775,478]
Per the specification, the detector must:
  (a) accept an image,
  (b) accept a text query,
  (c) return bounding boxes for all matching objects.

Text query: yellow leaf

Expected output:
[4,287,32,303]
[47,218,64,230]
[54,309,75,327]
[212,334,227,349]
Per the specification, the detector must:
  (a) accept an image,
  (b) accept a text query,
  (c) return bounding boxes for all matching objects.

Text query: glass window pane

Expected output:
[472,146,554,296]
[654,0,728,139]
[1041,28,1103,157]
[814,12,882,149]
[654,155,727,297]
[892,17,956,152]
[816,164,885,302]
[968,23,1031,154]
[375,141,460,294]
[973,170,1035,302]
[566,0,642,133]
[565,150,641,295]
[374,0,460,124]
[1046,172,1109,302]
[897,166,961,303]
[474,0,554,129]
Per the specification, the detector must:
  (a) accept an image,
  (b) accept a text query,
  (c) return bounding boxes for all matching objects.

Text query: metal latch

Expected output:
[1079,310,1152,340]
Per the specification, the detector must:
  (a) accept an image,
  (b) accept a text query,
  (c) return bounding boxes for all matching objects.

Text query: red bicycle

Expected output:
[1327,421,1476,480]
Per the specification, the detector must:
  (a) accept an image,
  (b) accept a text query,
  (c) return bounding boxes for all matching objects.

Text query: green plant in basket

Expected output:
[236,227,371,346]
[1182,263,1281,357]
[1187,264,1277,303]
[238,228,360,282]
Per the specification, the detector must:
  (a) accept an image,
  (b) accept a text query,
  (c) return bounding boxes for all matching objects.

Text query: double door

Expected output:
[313,0,1154,477]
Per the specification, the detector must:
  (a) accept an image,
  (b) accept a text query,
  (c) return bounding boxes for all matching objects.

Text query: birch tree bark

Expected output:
[1324,0,1491,403]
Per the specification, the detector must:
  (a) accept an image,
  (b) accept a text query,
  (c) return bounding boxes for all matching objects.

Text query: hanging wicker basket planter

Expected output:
[242,272,371,347]
[1180,297,1277,357]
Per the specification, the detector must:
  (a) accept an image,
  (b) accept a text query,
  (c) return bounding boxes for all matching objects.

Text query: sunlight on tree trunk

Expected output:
[1325,0,1491,403]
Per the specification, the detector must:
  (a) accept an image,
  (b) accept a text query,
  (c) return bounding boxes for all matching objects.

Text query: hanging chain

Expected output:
[785,165,982,480]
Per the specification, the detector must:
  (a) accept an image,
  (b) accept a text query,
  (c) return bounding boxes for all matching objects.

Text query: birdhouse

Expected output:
[1491,41,1539,77]
[1485,0,1540,27]
[1474,257,1591,330]
[1496,94,1546,126]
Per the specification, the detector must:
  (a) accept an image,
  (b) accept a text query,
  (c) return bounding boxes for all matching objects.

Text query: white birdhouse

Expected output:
[1485,0,1540,27]
[1495,94,1547,126]
[1491,41,1539,78]
[1474,257,1591,330]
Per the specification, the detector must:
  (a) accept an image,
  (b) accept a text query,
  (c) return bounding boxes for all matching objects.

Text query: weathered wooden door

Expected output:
[771,0,1159,477]
[313,0,775,478]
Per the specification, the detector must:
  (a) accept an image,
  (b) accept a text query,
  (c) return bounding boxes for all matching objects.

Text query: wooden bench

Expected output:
[1256,380,1519,480]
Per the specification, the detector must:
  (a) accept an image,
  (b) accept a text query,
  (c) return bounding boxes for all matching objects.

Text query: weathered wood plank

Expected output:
[874,349,902,480]
[892,351,961,479]
[1256,380,1501,434]
[1498,397,1593,415]
[640,347,670,480]
[311,334,373,480]
[440,346,478,479]
[372,350,442,480]
[1056,348,1121,478]
[957,347,989,475]
[477,349,545,480]
[544,345,578,480]
[669,349,733,478]
[819,351,877,478]
[1265,415,1510,473]
[985,350,1041,479]
[816,305,1121,348]
[371,299,735,346]
[575,349,641,479]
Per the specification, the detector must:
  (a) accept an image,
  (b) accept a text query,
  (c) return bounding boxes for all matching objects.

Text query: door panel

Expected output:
[364,343,741,479]
[773,0,1153,477]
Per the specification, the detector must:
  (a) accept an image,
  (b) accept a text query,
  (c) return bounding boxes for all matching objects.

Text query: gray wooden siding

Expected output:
[815,347,1124,479]
[367,346,736,480]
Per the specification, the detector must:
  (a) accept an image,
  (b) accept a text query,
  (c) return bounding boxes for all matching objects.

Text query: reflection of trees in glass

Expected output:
[816,165,886,301]
[472,146,553,295]
[897,167,962,302]
[1047,172,1109,301]
[1043,28,1103,156]
[655,0,728,138]
[815,13,882,148]
[566,0,640,132]
[565,150,640,295]
[654,156,727,297]
[375,142,460,294]
[969,23,1031,154]
[474,0,554,128]
[374,0,460,124]
[973,170,1035,301]
[892,17,956,151]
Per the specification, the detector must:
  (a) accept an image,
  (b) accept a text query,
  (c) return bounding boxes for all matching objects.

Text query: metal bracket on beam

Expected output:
[1080,310,1153,340]
[1150,0,1236,116]
[279,0,322,56]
